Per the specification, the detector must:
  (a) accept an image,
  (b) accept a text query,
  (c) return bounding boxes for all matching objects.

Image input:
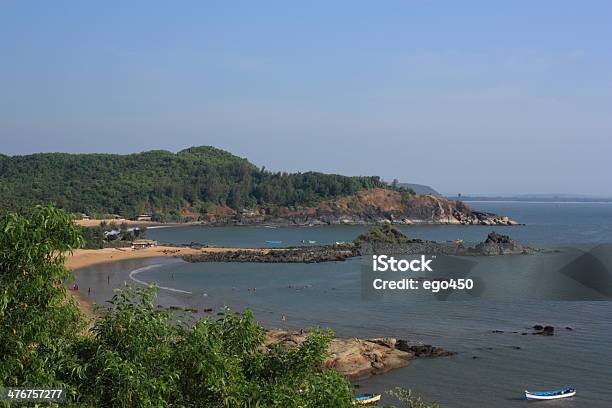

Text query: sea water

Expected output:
[78,202,612,407]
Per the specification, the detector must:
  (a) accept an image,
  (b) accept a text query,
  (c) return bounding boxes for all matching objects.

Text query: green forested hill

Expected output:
[0,146,387,218]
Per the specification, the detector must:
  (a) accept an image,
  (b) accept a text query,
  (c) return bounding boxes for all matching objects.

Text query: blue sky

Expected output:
[1,1,611,195]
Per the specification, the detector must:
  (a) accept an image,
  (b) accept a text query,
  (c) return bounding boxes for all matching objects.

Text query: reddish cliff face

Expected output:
[193,188,518,226]
[270,188,517,226]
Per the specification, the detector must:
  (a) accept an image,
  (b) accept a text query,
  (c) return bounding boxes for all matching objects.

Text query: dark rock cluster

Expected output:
[182,246,357,263]
[470,232,535,255]
[181,228,536,264]
[532,325,556,336]
[395,340,456,357]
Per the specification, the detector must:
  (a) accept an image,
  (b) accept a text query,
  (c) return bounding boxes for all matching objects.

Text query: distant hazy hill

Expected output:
[398,183,440,196]
[446,194,612,202]
[0,146,387,218]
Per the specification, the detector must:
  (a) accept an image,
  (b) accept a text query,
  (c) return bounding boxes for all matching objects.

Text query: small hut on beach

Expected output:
[131,239,157,249]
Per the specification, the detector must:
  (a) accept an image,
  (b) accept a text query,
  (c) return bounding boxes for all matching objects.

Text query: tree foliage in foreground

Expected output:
[0,205,353,407]
[0,205,85,390]
[385,387,441,408]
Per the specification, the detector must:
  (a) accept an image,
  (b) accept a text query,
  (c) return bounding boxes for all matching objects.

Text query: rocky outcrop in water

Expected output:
[358,239,462,256]
[491,324,574,337]
[532,325,556,336]
[469,232,534,255]
[181,228,535,263]
[395,340,456,357]
[356,226,535,257]
[182,246,357,263]
[265,330,453,380]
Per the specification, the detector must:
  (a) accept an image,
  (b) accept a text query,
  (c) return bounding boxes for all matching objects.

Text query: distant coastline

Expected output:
[446,195,612,203]
[460,199,612,204]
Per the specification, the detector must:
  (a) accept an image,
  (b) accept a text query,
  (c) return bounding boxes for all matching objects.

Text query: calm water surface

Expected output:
[145,202,612,248]
[78,203,612,407]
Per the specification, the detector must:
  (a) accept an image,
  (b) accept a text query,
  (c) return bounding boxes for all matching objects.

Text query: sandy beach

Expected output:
[74,218,161,228]
[65,245,271,318]
[67,246,199,270]
[66,246,191,318]
[66,245,289,270]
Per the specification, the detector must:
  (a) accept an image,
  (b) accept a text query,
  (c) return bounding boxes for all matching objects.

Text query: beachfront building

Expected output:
[133,213,153,221]
[131,239,157,249]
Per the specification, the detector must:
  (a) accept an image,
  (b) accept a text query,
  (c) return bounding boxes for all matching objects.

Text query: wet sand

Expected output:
[67,246,199,270]
[65,246,270,317]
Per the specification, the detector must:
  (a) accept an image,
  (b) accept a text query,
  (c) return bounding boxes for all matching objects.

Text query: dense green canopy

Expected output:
[0,146,387,218]
[353,223,413,245]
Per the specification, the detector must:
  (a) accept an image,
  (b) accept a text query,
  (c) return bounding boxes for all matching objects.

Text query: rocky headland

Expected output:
[199,188,520,227]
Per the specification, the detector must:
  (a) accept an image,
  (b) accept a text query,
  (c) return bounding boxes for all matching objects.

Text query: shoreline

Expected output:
[65,245,260,317]
[76,219,522,228]
[66,246,204,270]
[66,247,454,380]
[66,227,535,316]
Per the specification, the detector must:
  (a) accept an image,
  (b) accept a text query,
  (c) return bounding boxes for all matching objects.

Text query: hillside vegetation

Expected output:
[0,146,390,218]
[353,224,413,245]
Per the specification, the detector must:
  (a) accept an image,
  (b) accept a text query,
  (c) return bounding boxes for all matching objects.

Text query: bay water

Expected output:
[77,202,612,407]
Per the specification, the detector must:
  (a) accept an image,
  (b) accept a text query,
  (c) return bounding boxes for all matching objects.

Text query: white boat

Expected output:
[352,393,381,405]
[525,388,576,400]
[265,240,282,244]
[301,239,317,244]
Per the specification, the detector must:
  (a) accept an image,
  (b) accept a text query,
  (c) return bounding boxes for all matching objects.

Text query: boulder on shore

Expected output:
[265,330,453,380]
